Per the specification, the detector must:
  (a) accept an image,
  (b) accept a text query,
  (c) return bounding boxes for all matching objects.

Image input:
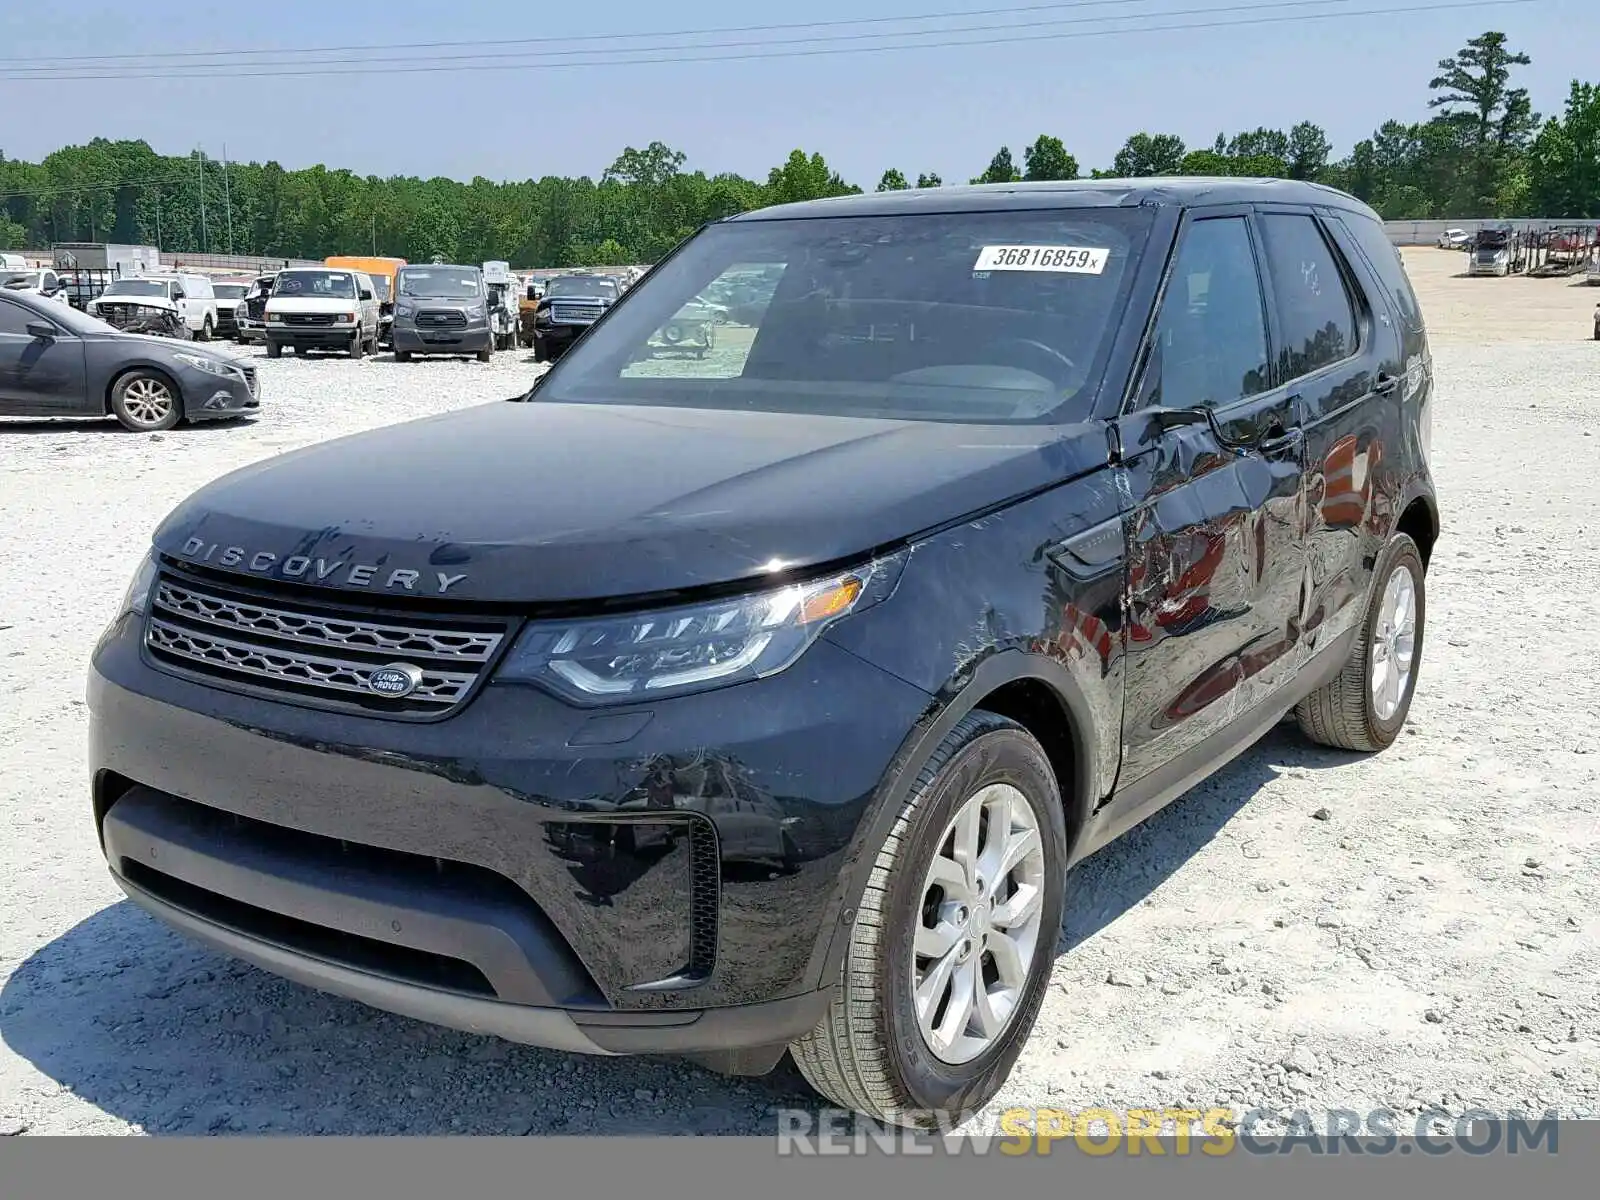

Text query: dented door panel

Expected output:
[1115,401,1307,785]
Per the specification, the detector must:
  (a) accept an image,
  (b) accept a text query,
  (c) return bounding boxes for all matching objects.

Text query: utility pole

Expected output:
[371,212,376,255]
[221,143,234,255]
[154,188,162,251]
[196,148,207,253]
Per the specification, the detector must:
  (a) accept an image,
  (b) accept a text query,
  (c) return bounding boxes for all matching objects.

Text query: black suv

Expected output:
[530,272,621,362]
[88,179,1437,1127]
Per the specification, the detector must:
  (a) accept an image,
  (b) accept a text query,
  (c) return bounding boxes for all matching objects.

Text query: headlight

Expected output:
[174,352,241,378]
[335,312,354,323]
[498,558,903,705]
[121,552,159,617]
[395,301,414,317]
[466,304,485,319]
[267,312,285,322]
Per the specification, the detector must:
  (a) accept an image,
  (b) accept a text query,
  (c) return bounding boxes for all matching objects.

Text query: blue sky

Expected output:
[2,0,1591,185]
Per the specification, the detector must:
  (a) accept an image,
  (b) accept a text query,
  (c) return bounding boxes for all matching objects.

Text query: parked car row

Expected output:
[219,260,541,362]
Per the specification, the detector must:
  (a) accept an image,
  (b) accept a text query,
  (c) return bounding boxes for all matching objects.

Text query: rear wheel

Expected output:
[110,370,183,432]
[1295,533,1425,752]
[790,711,1066,1128]
[395,349,412,363]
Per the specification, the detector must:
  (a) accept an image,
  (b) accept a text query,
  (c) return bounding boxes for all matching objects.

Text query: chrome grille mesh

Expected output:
[144,573,508,717]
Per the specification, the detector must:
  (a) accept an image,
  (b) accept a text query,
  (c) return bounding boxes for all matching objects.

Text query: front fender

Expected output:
[802,472,1128,997]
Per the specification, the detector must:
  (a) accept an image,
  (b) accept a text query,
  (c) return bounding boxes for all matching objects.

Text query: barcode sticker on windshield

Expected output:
[973,245,1109,274]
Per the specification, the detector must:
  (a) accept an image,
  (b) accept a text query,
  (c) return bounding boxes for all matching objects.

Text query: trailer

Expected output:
[51,242,161,277]
[1527,226,1598,278]
[58,267,127,310]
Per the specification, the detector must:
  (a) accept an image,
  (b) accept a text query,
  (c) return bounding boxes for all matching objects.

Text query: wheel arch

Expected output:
[1395,489,1439,570]
[802,649,1101,996]
[105,362,184,418]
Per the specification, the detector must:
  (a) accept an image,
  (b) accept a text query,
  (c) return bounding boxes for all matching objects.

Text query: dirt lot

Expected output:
[2,250,1598,1135]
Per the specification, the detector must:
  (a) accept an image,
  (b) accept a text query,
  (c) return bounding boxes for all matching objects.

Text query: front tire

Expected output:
[791,711,1066,1128]
[265,340,282,359]
[349,328,365,359]
[394,349,412,363]
[110,369,183,432]
[1295,533,1425,752]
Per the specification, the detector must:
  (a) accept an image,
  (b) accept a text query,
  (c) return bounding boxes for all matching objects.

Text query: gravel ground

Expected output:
[3,255,1599,1136]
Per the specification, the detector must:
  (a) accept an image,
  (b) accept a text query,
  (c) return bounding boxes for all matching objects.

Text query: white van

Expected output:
[88,272,220,337]
[263,267,381,358]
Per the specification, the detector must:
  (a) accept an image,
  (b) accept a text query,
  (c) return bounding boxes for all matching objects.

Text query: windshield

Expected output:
[274,270,356,299]
[545,276,618,300]
[213,284,248,300]
[535,208,1153,424]
[398,268,482,299]
[103,279,172,298]
[370,276,391,302]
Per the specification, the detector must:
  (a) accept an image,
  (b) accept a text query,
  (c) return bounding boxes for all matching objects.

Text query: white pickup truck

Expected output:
[1,266,73,307]
[88,273,221,338]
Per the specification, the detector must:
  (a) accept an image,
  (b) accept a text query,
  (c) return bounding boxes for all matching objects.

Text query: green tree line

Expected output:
[2,31,1597,266]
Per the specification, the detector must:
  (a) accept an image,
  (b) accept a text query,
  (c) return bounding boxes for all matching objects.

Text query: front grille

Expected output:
[551,302,603,324]
[416,309,467,328]
[143,573,511,719]
[241,366,259,397]
[282,313,335,326]
[96,303,161,325]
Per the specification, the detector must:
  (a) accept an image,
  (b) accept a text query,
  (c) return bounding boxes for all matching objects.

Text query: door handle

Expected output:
[1374,372,1400,396]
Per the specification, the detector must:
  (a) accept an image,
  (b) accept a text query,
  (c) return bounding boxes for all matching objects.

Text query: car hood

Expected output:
[82,329,247,363]
[151,400,1112,604]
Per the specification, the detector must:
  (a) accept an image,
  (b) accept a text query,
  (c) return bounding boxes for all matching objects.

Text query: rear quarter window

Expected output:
[1336,212,1426,334]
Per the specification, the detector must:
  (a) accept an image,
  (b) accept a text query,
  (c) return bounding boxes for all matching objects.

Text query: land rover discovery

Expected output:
[89,179,1438,1127]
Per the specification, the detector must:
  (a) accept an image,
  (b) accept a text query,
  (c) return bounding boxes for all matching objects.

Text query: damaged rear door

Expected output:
[1110,207,1309,794]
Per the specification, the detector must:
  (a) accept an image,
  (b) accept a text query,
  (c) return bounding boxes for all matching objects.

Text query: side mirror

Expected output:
[27,321,57,340]
[172,292,186,301]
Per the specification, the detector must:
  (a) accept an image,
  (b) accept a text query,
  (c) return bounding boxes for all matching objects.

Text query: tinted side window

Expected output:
[0,299,33,335]
[1257,214,1358,382]
[1337,212,1425,333]
[1151,216,1270,410]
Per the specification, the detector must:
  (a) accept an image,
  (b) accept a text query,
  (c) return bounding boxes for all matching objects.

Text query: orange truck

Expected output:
[325,255,407,347]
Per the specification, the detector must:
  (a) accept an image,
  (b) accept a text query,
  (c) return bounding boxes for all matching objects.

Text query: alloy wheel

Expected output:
[122,378,175,427]
[911,783,1047,1065]
[1370,564,1418,722]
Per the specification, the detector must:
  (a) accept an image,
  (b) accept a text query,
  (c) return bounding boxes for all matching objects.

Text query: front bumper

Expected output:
[266,324,361,349]
[89,597,931,1053]
[393,324,494,354]
[175,366,258,420]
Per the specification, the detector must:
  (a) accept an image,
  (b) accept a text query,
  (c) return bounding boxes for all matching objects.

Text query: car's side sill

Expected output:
[1073,626,1357,863]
